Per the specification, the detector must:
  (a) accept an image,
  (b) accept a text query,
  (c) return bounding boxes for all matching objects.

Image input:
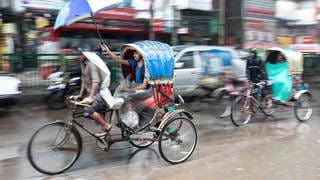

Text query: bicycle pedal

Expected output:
[96,137,111,150]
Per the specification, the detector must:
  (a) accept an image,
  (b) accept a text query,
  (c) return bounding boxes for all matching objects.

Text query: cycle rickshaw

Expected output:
[27,41,198,175]
[230,47,313,126]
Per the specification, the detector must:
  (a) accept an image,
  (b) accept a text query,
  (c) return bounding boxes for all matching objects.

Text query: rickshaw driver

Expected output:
[100,44,149,92]
[74,49,113,136]
[246,48,272,108]
[246,48,267,83]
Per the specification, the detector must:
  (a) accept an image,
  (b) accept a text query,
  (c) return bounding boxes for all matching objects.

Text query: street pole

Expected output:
[171,1,178,45]
[149,0,155,41]
[218,0,225,45]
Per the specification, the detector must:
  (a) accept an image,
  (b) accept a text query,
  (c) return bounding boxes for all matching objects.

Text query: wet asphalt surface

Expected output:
[0,87,319,180]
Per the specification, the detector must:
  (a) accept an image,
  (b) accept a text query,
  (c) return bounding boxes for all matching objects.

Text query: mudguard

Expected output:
[294,89,312,100]
[211,87,226,98]
[157,109,193,130]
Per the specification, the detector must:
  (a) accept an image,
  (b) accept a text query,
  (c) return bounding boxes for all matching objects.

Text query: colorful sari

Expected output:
[265,61,292,103]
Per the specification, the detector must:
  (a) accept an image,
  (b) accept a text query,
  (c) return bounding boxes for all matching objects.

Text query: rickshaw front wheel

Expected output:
[27,122,82,175]
[158,117,197,164]
[231,96,252,126]
[294,93,313,121]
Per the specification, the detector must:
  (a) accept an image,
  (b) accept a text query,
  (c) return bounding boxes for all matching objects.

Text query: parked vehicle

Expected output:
[0,72,21,107]
[46,65,81,109]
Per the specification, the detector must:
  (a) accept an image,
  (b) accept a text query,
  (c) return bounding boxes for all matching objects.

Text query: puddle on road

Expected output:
[0,146,20,161]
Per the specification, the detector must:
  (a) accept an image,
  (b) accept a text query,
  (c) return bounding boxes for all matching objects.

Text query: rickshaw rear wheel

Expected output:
[231,96,252,126]
[158,117,197,164]
[294,93,312,121]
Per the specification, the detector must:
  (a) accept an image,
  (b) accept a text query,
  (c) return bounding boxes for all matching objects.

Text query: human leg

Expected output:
[83,93,112,130]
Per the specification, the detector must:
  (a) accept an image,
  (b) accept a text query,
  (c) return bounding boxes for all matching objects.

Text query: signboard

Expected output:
[0,0,10,8]
[275,0,298,20]
[276,36,293,46]
[209,18,219,35]
[295,36,315,44]
[176,0,213,11]
[1,23,16,34]
[317,0,320,20]
[243,0,276,49]
[35,17,49,29]
[244,0,275,19]
[95,8,135,20]
[21,0,66,10]
[290,44,320,53]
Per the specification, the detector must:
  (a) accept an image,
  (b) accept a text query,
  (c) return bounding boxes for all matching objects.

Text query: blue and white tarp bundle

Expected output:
[201,49,233,76]
[197,49,235,89]
[121,41,174,84]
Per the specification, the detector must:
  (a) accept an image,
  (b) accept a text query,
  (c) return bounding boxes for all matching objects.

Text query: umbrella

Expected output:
[54,0,122,42]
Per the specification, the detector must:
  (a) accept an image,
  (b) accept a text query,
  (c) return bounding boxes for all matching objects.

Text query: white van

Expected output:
[173,45,247,97]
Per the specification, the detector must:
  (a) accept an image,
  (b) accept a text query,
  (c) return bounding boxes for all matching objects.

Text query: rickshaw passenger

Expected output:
[265,52,292,104]
[100,44,150,95]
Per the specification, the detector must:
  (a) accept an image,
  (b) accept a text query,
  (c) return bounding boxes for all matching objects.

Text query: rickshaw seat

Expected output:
[120,41,175,108]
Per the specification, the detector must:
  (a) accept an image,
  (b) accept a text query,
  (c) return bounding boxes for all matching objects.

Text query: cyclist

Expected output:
[246,48,267,83]
[246,48,272,108]
[75,47,113,136]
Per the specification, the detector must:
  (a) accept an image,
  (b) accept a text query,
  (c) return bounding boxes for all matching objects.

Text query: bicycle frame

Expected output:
[64,98,170,149]
[27,41,198,175]
[239,82,268,113]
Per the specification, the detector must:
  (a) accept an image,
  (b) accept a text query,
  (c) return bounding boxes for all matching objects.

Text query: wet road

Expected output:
[0,97,319,180]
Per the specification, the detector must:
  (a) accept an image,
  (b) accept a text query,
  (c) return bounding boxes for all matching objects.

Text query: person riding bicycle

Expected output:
[75,46,113,136]
[246,48,267,83]
[246,48,272,107]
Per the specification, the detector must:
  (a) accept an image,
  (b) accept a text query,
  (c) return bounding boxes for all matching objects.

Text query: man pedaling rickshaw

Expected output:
[246,48,272,108]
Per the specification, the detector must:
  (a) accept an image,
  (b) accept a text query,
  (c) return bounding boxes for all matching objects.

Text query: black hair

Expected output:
[266,51,278,64]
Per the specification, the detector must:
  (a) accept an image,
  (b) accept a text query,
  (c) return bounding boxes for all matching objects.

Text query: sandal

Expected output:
[266,99,273,109]
[95,126,112,137]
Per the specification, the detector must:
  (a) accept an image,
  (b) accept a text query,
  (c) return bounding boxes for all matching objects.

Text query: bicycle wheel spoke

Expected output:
[159,117,197,164]
[231,96,252,126]
[55,147,81,152]
[129,131,157,148]
[295,95,313,121]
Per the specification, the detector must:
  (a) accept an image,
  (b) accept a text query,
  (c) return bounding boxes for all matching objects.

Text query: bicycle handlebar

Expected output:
[67,96,93,108]
[252,80,272,87]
